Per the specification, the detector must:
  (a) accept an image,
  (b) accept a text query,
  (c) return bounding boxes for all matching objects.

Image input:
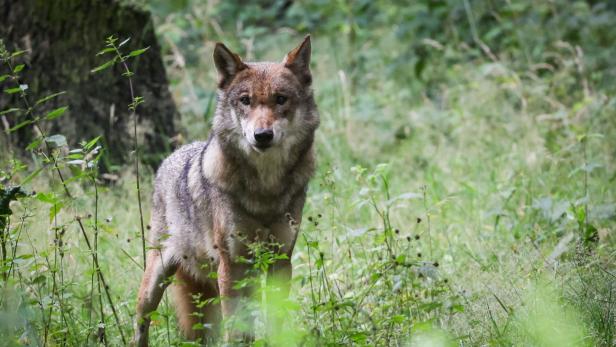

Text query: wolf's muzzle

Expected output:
[254,128,274,148]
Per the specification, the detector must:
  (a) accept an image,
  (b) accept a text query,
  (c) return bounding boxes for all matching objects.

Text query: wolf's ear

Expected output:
[213,43,247,88]
[283,35,312,85]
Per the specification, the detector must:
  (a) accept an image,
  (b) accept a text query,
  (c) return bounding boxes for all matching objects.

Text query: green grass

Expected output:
[1,1,615,346]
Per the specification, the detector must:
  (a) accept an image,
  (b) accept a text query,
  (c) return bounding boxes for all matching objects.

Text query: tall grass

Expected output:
[1,1,615,346]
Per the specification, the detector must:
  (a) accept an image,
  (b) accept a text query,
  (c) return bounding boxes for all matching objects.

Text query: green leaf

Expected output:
[26,137,43,151]
[35,91,66,106]
[35,192,63,222]
[0,108,21,116]
[391,314,405,324]
[48,201,64,222]
[350,332,367,343]
[4,87,22,94]
[96,47,116,56]
[45,106,68,120]
[84,136,102,150]
[91,58,116,73]
[10,50,27,58]
[8,119,33,132]
[451,304,465,313]
[306,240,319,248]
[13,64,24,73]
[0,74,9,82]
[36,192,59,204]
[127,47,149,57]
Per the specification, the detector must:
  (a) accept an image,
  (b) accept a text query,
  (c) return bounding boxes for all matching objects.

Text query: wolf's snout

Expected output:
[254,128,274,147]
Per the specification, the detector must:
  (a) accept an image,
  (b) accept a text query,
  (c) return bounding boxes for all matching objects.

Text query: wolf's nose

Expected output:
[254,128,274,146]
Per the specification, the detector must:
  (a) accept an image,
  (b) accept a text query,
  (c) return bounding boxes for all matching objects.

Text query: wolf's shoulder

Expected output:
[166,141,208,162]
[155,141,208,179]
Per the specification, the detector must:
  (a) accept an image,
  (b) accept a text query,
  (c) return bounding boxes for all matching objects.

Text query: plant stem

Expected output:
[111,41,147,270]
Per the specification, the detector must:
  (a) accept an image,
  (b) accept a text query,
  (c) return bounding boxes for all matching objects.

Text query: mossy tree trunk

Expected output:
[0,0,178,170]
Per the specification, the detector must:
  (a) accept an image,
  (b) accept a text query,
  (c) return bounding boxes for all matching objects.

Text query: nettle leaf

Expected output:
[4,87,22,94]
[8,119,33,132]
[26,137,43,151]
[96,47,116,56]
[48,201,64,222]
[45,134,67,148]
[0,108,21,116]
[10,50,27,58]
[35,192,58,204]
[91,58,116,73]
[45,106,68,120]
[13,64,25,73]
[127,47,149,58]
[84,136,102,150]
[35,192,63,222]
[35,91,66,106]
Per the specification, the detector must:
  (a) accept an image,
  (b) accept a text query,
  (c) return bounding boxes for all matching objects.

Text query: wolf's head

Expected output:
[211,36,319,158]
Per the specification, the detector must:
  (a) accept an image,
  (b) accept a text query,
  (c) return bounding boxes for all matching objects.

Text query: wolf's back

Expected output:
[149,141,209,242]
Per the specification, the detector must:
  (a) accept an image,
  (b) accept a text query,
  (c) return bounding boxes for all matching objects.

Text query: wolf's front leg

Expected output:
[214,225,253,342]
[133,250,177,347]
[268,213,302,294]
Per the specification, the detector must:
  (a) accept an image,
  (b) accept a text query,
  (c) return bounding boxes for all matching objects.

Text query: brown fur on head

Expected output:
[212,36,319,156]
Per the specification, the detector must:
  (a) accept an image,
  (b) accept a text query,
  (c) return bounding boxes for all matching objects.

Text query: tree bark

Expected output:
[0,0,178,170]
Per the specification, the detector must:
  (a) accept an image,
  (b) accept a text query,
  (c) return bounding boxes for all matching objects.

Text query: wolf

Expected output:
[132,35,319,346]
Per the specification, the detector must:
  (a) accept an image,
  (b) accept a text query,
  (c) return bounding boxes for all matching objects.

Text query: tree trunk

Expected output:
[0,0,178,170]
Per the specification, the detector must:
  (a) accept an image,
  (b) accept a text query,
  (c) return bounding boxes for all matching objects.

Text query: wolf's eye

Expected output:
[239,95,251,105]
[275,95,288,105]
